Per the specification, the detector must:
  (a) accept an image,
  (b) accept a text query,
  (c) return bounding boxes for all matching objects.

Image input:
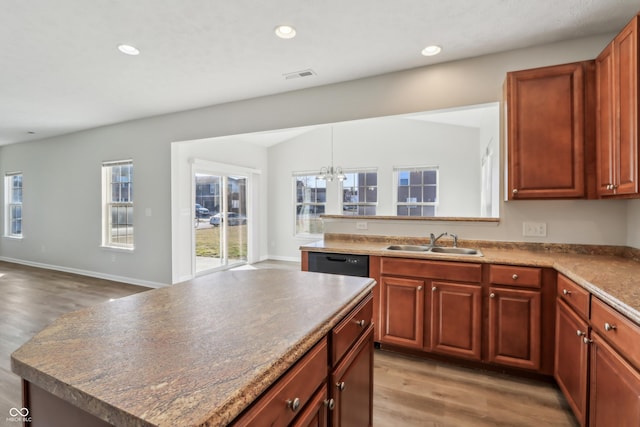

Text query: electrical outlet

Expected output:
[356,222,368,230]
[523,222,547,237]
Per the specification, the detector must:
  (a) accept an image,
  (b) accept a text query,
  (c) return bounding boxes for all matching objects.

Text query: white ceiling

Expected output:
[1,0,637,146]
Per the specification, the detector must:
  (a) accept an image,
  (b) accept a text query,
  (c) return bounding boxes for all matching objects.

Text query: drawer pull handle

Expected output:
[355,319,365,328]
[576,330,586,337]
[513,189,519,194]
[336,381,345,391]
[604,323,617,332]
[512,274,518,280]
[432,286,437,292]
[287,397,301,412]
[324,398,335,410]
[417,286,423,291]
[562,289,571,296]
[489,293,496,299]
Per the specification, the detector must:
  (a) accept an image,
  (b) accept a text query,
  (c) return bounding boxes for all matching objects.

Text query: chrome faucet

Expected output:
[429,232,448,247]
[450,233,458,248]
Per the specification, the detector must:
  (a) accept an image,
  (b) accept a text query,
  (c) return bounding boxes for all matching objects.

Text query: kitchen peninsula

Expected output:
[11,270,375,426]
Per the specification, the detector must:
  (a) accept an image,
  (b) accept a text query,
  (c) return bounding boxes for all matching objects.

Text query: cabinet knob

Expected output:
[355,319,365,328]
[583,337,593,345]
[562,289,571,296]
[489,293,496,299]
[512,189,519,194]
[336,381,345,391]
[512,274,518,280]
[604,322,617,332]
[324,398,335,410]
[576,330,586,337]
[417,286,423,291]
[432,286,437,292]
[287,397,301,412]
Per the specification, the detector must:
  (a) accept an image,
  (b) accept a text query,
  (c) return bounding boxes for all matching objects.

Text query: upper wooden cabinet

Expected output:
[596,15,640,197]
[506,61,595,199]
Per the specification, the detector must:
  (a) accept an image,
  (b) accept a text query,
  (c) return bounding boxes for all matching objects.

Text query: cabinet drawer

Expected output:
[591,297,640,370]
[331,294,373,366]
[233,338,328,426]
[557,274,590,319]
[489,265,541,288]
[381,258,481,283]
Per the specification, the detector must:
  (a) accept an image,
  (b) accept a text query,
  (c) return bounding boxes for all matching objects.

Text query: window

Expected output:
[395,166,438,216]
[5,172,23,237]
[102,160,133,249]
[294,174,326,235]
[342,169,378,216]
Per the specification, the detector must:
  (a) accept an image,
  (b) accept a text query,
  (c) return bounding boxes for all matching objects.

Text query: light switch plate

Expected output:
[356,222,368,230]
[523,222,547,237]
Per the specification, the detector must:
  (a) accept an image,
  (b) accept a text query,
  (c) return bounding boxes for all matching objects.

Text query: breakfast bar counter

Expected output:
[11,270,375,426]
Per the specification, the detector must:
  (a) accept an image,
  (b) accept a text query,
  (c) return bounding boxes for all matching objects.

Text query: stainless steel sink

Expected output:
[385,244,483,256]
[429,246,482,256]
[385,244,431,252]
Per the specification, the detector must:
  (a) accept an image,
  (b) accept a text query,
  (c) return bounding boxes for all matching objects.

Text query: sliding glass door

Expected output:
[194,172,248,274]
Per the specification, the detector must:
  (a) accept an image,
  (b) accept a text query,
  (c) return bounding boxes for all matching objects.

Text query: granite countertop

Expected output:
[11,270,375,427]
[301,235,640,325]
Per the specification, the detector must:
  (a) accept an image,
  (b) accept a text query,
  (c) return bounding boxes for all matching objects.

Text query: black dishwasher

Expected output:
[307,252,369,277]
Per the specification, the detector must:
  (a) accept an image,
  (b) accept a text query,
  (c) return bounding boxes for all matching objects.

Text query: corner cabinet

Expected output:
[506,60,595,199]
[596,15,640,197]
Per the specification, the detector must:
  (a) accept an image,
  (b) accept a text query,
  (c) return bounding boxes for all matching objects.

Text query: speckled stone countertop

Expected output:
[11,270,375,427]
[301,234,640,325]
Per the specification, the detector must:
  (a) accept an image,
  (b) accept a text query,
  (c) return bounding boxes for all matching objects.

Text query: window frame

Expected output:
[102,160,134,250]
[393,166,439,217]
[293,172,327,237]
[340,168,378,216]
[4,172,23,238]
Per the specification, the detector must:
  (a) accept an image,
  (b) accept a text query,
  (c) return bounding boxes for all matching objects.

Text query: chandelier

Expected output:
[317,127,346,181]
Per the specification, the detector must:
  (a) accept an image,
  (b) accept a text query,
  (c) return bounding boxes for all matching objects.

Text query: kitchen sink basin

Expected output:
[429,246,482,255]
[386,244,431,252]
[385,245,483,256]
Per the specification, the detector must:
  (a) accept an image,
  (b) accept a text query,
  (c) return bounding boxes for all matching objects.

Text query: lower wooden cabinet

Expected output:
[430,281,482,360]
[292,386,330,427]
[330,325,374,427]
[487,286,541,370]
[380,276,425,348]
[589,332,640,426]
[555,298,589,426]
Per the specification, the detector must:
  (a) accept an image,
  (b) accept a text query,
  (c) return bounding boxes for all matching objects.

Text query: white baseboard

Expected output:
[0,257,166,288]
[265,254,301,263]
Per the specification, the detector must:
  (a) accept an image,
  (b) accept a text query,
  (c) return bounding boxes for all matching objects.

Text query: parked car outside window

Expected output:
[195,204,210,218]
[209,212,247,226]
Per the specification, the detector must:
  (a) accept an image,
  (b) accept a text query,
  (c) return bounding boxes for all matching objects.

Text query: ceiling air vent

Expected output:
[283,69,316,80]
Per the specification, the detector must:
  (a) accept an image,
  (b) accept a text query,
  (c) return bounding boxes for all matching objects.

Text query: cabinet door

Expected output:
[614,16,639,195]
[555,299,589,426]
[291,385,329,427]
[430,281,482,360]
[589,332,640,427]
[331,326,374,427]
[380,276,425,348]
[596,42,616,195]
[488,287,541,370]
[506,62,587,199]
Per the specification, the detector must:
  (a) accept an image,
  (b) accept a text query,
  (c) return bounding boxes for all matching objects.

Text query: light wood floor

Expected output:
[0,260,577,426]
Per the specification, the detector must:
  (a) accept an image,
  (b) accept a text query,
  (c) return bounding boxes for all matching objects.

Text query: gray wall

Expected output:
[2,31,637,285]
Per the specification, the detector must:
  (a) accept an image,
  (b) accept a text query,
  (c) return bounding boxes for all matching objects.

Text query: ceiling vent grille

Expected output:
[283,69,317,80]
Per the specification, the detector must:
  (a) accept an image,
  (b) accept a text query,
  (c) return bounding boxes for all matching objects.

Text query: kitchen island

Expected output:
[11,269,375,426]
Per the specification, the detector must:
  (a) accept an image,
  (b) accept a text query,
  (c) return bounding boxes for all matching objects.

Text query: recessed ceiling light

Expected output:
[117,44,140,56]
[421,45,442,56]
[275,25,296,39]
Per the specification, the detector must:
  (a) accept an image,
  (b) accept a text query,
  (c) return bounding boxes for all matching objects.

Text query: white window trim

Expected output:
[293,171,326,238]
[340,168,378,216]
[101,159,134,250]
[4,172,23,238]
[393,165,439,216]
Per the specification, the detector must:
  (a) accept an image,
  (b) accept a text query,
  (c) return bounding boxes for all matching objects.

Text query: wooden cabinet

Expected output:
[589,332,640,426]
[430,281,482,360]
[555,298,590,426]
[330,325,374,427]
[292,387,330,427]
[596,15,640,197]
[506,61,594,199]
[379,276,425,348]
[487,265,542,370]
